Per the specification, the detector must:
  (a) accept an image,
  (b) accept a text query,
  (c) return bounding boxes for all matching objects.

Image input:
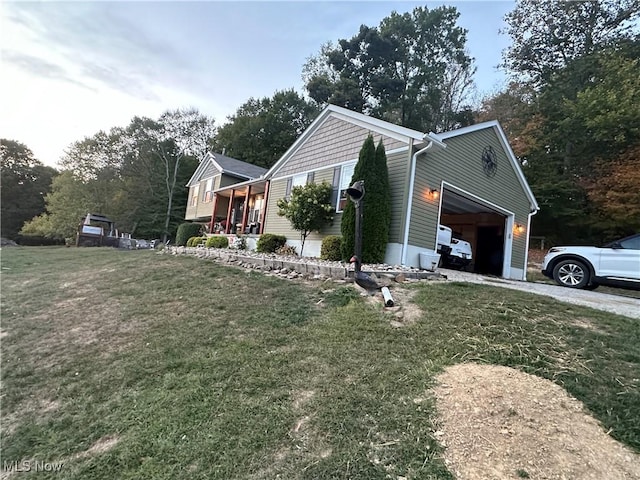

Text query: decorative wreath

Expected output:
[481,146,497,177]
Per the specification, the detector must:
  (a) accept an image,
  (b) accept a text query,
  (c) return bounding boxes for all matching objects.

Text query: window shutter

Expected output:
[331,166,341,207]
[285,177,293,200]
[306,171,315,184]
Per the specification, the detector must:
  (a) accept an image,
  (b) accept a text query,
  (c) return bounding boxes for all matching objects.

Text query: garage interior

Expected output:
[439,189,507,276]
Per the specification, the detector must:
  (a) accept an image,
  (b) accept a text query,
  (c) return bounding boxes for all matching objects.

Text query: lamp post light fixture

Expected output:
[346,180,365,272]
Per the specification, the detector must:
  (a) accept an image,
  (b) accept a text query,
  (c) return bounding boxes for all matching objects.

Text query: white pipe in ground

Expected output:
[381,287,394,307]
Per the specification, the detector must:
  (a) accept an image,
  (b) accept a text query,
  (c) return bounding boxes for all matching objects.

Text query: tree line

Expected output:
[2,1,638,245]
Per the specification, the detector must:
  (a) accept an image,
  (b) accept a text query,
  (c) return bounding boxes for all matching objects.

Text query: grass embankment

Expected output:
[2,247,638,479]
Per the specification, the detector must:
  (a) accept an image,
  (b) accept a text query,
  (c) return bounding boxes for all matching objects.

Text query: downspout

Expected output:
[400,142,435,266]
[522,207,539,281]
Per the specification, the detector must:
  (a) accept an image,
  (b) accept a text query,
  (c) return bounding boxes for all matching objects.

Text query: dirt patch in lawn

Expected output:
[433,363,640,480]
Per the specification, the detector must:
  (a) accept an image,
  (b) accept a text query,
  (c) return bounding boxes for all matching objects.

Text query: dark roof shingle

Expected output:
[212,153,267,179]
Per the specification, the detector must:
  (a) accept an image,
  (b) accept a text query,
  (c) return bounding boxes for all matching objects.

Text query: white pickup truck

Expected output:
[437,225,473,270]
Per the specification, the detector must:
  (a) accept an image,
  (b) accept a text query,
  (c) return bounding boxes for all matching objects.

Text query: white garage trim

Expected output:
[437,182,516,280]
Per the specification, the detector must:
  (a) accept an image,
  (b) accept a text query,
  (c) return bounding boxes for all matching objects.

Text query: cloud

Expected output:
[3,2,189,99]
[1,49,94,91]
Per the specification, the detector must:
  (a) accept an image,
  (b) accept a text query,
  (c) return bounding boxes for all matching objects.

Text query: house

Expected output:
[190,104,539,280]
[185,152,267,234]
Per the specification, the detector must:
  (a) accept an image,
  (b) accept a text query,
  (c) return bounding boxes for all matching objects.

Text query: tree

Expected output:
[341,135,392,263]
[500,0,640,243]
[476,83,540,159]
[1,139,57,239]
[303,5,475,132]
[277,181,334,256]
[21,109,212,241]
[583,145,640,239]
[151,109,215,242]
[21,171,105,239]
[213,90,320,169]
[502,0,640,86]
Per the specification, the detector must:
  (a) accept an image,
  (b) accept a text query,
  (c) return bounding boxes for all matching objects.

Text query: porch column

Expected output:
[208,193,219,233]
[240,186,251,234]
[259,181,270,234]
[225,189,235,234]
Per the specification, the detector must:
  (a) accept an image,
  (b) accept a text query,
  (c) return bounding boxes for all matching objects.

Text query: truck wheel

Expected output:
[552,259,590,289]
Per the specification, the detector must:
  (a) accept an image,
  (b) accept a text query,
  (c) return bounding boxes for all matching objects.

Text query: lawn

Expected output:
[2,247,639,479]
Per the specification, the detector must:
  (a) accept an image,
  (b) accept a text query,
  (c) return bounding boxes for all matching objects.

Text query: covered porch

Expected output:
[209,178,270,236]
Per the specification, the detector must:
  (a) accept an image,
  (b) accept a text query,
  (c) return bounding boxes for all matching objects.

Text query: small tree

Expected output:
[277,181,334,256]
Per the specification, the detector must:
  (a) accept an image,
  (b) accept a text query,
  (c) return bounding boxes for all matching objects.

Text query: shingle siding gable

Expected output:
[274,116,407,178]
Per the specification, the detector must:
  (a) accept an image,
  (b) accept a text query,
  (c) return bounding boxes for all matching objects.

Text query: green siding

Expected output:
[264,152,409,244]
[387,151,410,243]
[219,174,245,188]
[264,171,341,241]
[408,127,533,270]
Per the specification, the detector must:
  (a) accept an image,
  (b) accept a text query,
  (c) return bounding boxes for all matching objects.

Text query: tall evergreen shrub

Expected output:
[340,135,391,263]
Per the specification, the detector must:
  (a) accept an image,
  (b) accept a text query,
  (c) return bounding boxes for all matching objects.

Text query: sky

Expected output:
[1,1,515,168]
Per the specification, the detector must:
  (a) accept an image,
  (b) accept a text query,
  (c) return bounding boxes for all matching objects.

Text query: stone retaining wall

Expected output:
[165,246,442,281]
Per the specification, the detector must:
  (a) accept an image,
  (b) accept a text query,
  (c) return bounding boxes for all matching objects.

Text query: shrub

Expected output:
[321,235,343,261]
[276,245,298,256]
[256,234,287,253]
[186,236,205,247]
[205,236,229,249]
[176,222,202,246]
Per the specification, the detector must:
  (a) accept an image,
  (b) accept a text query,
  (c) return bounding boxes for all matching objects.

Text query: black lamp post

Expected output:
[346,180,365,272]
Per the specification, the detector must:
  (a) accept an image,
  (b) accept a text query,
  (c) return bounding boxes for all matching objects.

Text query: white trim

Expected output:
[213,175,267,193]
[523,209,538,281]
[331,111,419,144]
[436,182,516,279]
[328,105,426,141]
[509,267,526,280]
[401,141,444,265]
[270,146,409,182]
[440,182,516,217]
[401,144,429,265]
[435,121,539,212]
[268,104,419,178]
[493,125,539,212]
[434,120,500,139]
[186,153,215,187]
[219,169,256,180]
[502,215,515,279]
[336,162,357,213]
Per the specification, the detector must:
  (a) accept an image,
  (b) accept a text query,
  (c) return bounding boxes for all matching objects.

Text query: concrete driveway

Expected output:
[440,269,640,320]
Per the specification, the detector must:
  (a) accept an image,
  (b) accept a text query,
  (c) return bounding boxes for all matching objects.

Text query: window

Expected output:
[291,173,307,189]
[619,234,640,250]
[285,173,310,200]
[203,178,214,203]
[190,185,199,206]
[336,162,356,212]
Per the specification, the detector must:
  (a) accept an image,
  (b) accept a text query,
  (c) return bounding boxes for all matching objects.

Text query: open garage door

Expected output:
[438,186,512,277]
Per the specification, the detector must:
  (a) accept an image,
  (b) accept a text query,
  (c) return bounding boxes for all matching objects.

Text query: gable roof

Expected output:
[267,104,443,178]
[431,121,539,212]
[186,152,268,187]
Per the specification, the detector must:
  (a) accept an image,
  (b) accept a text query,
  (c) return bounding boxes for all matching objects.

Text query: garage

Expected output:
[438,185,512,277]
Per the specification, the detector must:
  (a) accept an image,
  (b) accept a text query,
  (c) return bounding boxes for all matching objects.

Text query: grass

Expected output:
[2,247,639,479]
